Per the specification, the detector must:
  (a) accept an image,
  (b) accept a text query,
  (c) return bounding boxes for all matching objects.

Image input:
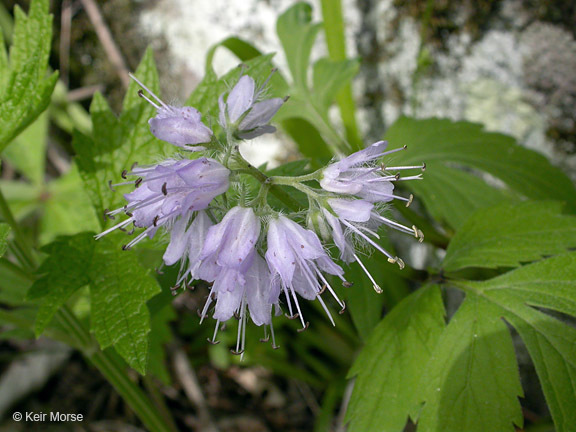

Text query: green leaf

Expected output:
[385,117,576,228]
[74,49,167,222]
[312,58,359,111]
[27,233,161,374]
[444,201,576,271]
[418,295,523,432]
[27,233,95,336]
[0,0,57,152]
[452,253,576,432]
[147,301,175,384]
[88,236,160,374]
[0,223,10,258]
[40,163,100,245]
[3,110,47,184]
[346,285,445,432]
[277,2,322,90]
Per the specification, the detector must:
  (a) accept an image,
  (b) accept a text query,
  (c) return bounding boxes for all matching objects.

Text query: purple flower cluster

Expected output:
[98,72,424,354]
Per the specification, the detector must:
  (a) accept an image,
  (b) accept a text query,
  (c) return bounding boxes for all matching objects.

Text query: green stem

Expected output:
[320,0,362,151]
[58,307,177,432]
[231,151,303,211]
[0,188,37,270]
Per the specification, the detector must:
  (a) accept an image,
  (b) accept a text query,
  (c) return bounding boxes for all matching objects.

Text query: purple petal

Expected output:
[237,125,277,140]
[216,207,260,268]
[323,209,354,263]
[149,116,213,146]
[213,268,246,321]
[335,141,388,171]
[239,98,284,130]
[163,214,192,265]
[226,76,255,123]
[328,198,373,222]
[245,255,273,326]
[265,219,296,283]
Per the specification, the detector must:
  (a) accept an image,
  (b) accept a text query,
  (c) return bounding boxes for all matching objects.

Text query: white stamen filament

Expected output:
[129,73,171,111]
[340,219,394,259]
[94,217,133,239]
[371,212,416,236]
[353,253,382,294]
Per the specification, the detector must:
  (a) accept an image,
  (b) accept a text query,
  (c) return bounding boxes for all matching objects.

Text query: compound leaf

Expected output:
[444,201,576,271]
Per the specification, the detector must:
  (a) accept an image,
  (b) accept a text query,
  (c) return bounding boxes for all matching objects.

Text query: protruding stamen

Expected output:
[297,322,310,332]
[108,180,116,192]
[412,225,424,242]
[94,217,134,240]
[353,253,382,294]
[406,194,414,207]
[129,73,170,110]
[285,312,300,320]
[342,281,353,288]
[161,182,168,195]
[339,301,346,315]
[318,284,327,295]
[121,169,128,179]
[341,220,394,259]
[208,320,220,344]
[135,178,143,188]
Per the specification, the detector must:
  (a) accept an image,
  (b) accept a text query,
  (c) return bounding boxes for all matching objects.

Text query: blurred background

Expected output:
[0,0,574,430]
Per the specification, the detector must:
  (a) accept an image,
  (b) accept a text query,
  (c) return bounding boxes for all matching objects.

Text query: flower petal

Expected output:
[226,76,255,123]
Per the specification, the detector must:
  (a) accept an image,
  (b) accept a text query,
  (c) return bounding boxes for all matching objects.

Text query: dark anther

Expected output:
[108,180,116,192]
[318,285,327,295]
[122,244,130,251]
[402,145,408,150]
[211,292,216,301]
[230,349,244,356]
[118,226,127,232]
[259,335,270,343]
[339,301,347,315]
[131,162,139,170]
[103,209,111,221]
[272,344,280,350]
[421,162,426,171]
[127,227,135,235]
[170,289,179,297]
[285,313,299,320]
[207,338,220,345]
[161,182,168,195]
[125,211,133,217]
[153,215,159,227]
[283,95,290,102]
[342,281,354,288]
[135,177,143,187]
[155,267,164,275]
[395,173,401,180]
[233,311,241,320]
[121,169,128,179]
[138,89,144,98]
[297,322,310,333]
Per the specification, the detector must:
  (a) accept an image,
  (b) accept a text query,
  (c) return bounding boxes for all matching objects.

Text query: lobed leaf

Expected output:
[27,233,161,374]
[455,253,576,432]
[0,0,57,152]
[385,117,576,228]
[444,201,576,271]
[346,285,445,432]
[418,295,523,432]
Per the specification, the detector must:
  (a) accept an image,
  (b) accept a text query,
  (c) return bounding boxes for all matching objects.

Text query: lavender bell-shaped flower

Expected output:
[96,158,229,249]
[130,74,213,150]
[320,141,424,204]
[219,74,286,139]
[322,198,423,292]
[265,215,347,329]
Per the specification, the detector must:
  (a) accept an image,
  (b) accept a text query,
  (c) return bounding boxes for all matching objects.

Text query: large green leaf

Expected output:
[447,253,576,432]
[74,49,167,223]
[385,117,576,228]
[418,295,523,432]
[27,233,161,374]
[444,201,576,271]
[346,285,445,432]
[277,2,321,90]
[0,0,57,152]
